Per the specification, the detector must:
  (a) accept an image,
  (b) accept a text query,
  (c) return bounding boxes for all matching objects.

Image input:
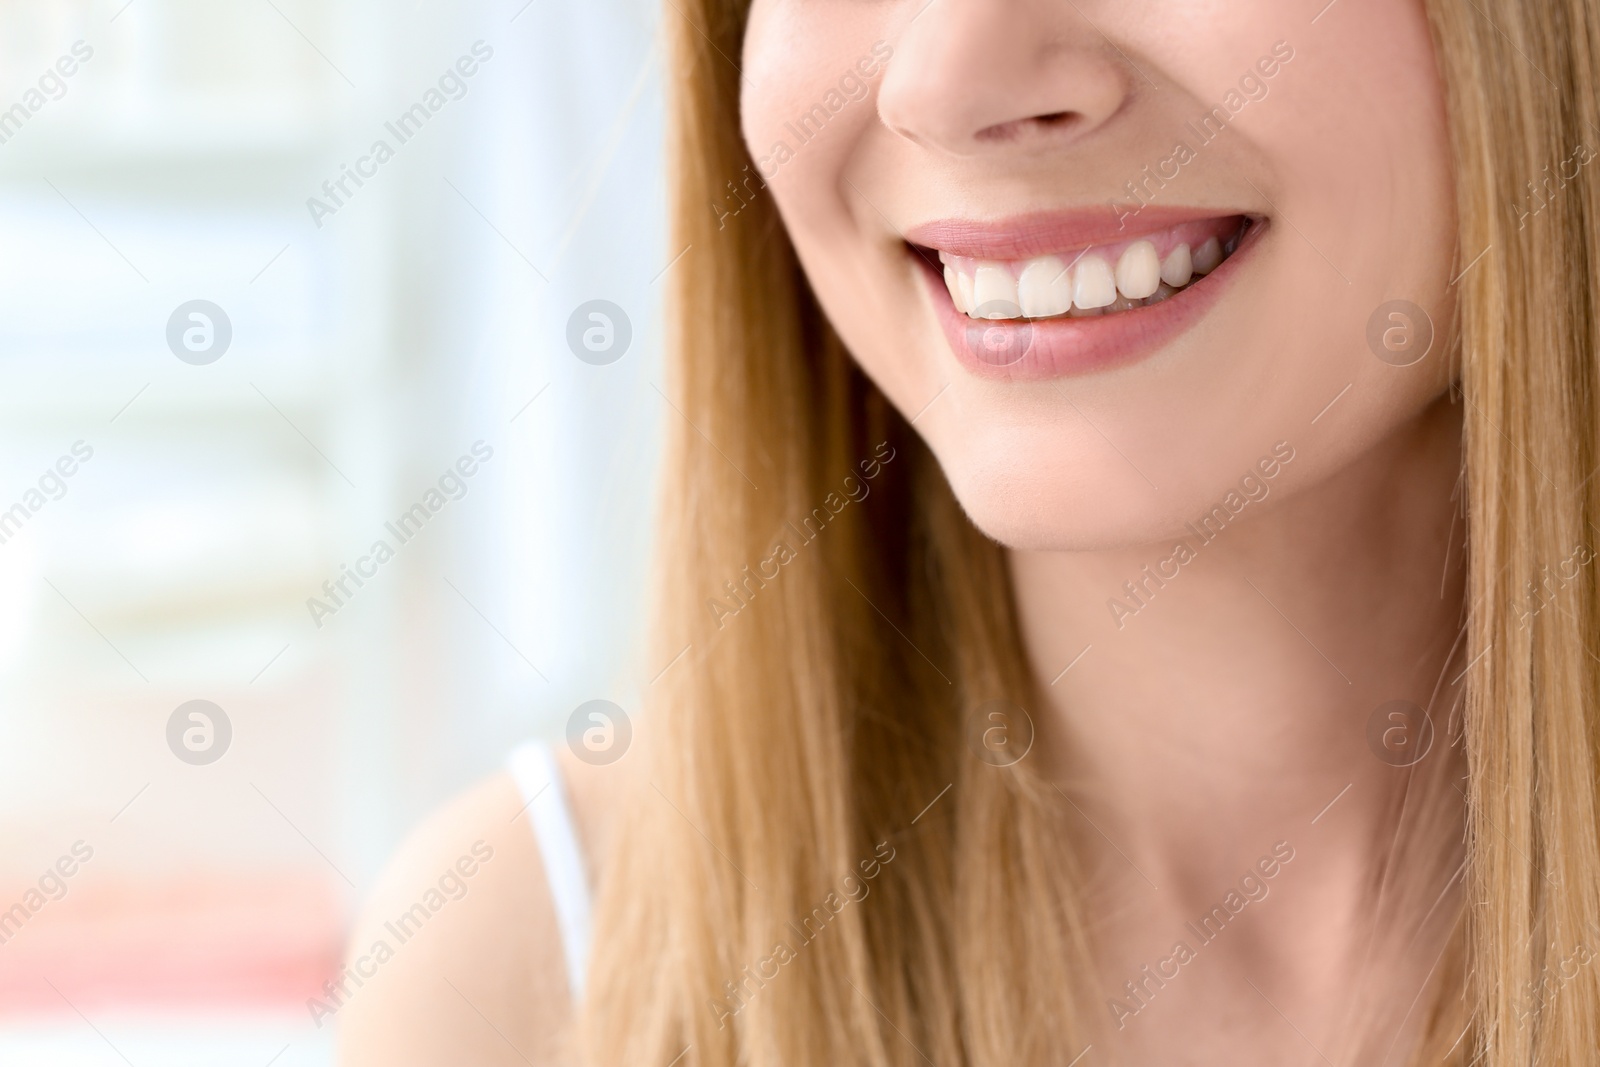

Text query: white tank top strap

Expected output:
[507,740,593,1000]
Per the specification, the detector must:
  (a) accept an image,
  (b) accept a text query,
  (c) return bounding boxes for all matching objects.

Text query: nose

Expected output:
[876,0,1134,158]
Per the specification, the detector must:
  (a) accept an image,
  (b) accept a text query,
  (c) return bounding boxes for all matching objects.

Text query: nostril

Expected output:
[974,111,1084,142]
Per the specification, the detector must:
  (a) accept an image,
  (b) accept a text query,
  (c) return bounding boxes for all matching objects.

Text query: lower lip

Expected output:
[916,220,1264,382]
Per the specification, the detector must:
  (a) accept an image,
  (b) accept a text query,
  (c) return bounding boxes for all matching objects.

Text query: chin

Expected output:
[935,453,1166,554]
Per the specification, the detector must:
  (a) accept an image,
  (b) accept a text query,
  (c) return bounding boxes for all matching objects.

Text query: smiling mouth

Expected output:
[917,215,1253,322]
[905,208,1265,379]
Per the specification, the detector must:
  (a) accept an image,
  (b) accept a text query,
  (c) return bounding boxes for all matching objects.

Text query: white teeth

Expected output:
[1193,236,1223,275]
[1114,240,1160,300]
[972,263,1019,318]
[944,265,967,313]
[1160,244,1193,287]
[1017,256,1074,318]
[1072,254,1116,309]
[937,226,1237,321]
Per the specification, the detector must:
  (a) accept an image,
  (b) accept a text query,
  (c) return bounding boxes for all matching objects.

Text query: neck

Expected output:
[1010,393,1466,922]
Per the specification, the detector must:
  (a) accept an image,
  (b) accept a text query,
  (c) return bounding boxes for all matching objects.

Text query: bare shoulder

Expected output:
[335,745,639,1067]
[334,769,571,1066]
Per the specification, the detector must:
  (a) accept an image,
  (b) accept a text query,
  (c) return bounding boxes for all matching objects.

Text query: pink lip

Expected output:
[912,214,1265,382]
[906,205,1249,262]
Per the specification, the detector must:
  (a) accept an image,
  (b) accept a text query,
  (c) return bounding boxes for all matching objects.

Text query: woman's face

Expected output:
[741,0,1456,551]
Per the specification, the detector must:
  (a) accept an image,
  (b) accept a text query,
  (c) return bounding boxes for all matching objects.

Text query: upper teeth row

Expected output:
[942,236,1225,320]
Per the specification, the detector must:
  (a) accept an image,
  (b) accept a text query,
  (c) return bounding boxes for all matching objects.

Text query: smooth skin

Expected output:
[344,1,1466,1063]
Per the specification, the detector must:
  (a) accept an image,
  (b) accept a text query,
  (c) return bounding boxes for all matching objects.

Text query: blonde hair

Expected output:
[579,0,1600,1062]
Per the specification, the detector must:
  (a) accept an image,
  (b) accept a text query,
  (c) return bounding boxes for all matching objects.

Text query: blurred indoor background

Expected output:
[0,0,663,1060]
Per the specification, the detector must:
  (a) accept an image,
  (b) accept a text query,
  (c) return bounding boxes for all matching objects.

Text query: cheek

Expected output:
[1199,5,1457,491]
[1269,9,1456,302]
[741,6,926,396]
[740,5,889,194]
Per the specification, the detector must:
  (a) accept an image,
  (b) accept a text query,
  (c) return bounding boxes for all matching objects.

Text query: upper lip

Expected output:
[904,205,1252,261]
